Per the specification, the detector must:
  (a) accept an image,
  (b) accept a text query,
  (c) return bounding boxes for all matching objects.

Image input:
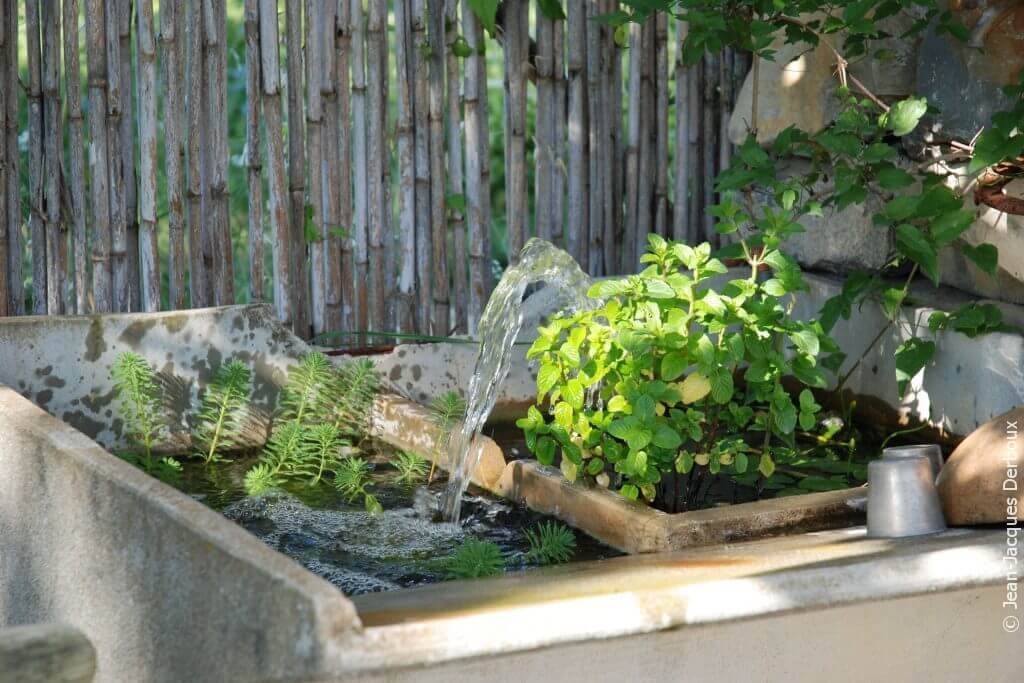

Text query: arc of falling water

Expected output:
[441,239,594,523]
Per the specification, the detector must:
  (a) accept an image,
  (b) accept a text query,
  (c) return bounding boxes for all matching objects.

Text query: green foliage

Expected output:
[969,73,1024,174]
[245,352,379,496]
[519,235,836,509]
[524,522,576,565]
[443,538,506,579]
[333,457,382,514]
[244,463,281,496]
[112,352,166,466]
[393,450,430,484]
[194,360,252,464]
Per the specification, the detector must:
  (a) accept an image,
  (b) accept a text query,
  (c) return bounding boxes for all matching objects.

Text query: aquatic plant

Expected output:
[194,360,252,464]
[334,457,382,513]
[112,351,166,469]
[523,522,576,565]
[443,538,505,579]
[427,390,466,482]
[245,352,379,495]
[244,462,281,496]
[392,450,429,484]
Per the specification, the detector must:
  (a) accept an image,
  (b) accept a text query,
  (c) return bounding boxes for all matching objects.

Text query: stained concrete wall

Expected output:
[0,387,357,683]
[0,305,310,453]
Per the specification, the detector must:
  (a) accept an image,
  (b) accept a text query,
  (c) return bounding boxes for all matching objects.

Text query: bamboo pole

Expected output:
[64,0,89,312]
[673,18,690,243]
[119,0,139,311]
[552,7,566,251]
[365,0,387,334]
[462,1,488,333]
[306,0,326,333]
[161,0,187,309]
[599,0,615,274]
[0,0,7,317]
[322,0,344,333]
[42,0,65,313]
[4,0,20,314]
[686,46,702,242]
[243,0,263,304]
[719,47,734,174]
[635,16,654,260]
[623,20,640,271]
[259,0,293,324]
[609,2,623,273]
[26,0,46,314]
[566,0,587,270]
[350,0,368,341]
[444,0,465,332]
[702,51,718,242]
[137,0,160,311]
[335,0,354,335]
[411,0,431,331]
[84,0,111,311]
[427,0,447,334]
[394,0,416,332]
[654,12,669,239]
[535,11,555,243]
[205,0,232,306]
[503,0,527,263]
[104,0,128,312]
[585,0,603,275]
[285,0,309,334]
[185,0,209,307]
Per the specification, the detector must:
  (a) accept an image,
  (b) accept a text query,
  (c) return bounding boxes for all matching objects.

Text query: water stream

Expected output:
[441,238,593,523]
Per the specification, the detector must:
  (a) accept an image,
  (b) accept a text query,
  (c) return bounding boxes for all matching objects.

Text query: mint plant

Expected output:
[518,235,841,510]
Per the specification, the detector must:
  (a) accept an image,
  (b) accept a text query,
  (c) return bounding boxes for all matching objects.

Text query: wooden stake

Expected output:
[566,0,587,270]
[259,0,293,324]
[654,11,669,239]
[323,0,344,334]
[26,0,46,314]
[365,0,387,334]
[462,2,488,333]
[503,0,528,263]
[427,0,448,334]
[535,11,555,242]
[286,0,309,334]
[243,0,263,304]
[350,0,368,342]
[42,0,65,313]
[673,19,691,243]
[394,0,417,332]
[104,0,128,312]
[445,0,465,332]
[118,0,139,311]
[137,0,161,311]
[204,0,233,306]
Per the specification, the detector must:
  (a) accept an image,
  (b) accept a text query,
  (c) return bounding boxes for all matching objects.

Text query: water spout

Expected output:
[440,239,592,523]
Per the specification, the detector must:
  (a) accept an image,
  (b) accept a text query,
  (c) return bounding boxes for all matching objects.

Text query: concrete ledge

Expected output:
[0,387,357,683]
[495,461,866,554]
[368,393,507,492]
[0,304,310,453]
[342,527,1009,676]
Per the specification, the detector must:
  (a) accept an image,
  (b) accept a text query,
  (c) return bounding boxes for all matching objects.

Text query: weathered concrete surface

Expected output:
[369,394,508,492]
[0,387,357,683]
[0,305,310,453]
[334,527,1014,681]
[938,406,1024,525]
[495,460,865,554]
[0,623,96,683]
[358,343,536,423]
[794,271,1024,436]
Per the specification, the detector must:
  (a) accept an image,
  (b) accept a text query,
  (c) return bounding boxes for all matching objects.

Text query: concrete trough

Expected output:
[0,303,1019,681]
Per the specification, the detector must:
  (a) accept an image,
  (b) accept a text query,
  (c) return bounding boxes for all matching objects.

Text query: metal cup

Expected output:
[867,455,947,538]
[883,444,944,480]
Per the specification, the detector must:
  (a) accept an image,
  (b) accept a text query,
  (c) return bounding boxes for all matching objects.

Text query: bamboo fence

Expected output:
[0,0,747,340]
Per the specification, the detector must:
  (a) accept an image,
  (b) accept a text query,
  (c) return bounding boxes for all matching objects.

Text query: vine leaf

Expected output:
[466,0,499,36]
[894,338,936,397]
[894,223,939,284]
[962,243,998,276]
[882,97,928,136]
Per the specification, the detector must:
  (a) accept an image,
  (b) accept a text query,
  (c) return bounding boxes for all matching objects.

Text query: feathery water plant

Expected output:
[278,351,335,424]
[442,538,505,579]
[523,522,577,565]
[112,352,166,469]
[194,360,252,463]
[427,390,466,482]
[296,423,348,485]
[392,450,429,484]
[330,358,379,438]
[334,457,382,513]
[244,462,281,496]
